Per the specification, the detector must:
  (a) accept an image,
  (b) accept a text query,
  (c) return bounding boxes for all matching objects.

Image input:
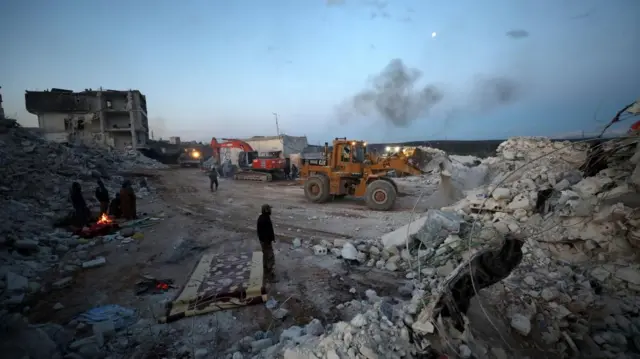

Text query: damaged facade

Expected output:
[25,88,150,149]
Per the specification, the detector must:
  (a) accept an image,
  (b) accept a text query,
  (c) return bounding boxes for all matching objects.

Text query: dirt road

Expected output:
[28,167,424,355]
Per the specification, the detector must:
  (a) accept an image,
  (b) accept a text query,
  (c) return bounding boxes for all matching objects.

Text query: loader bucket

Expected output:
[405,147,436,172]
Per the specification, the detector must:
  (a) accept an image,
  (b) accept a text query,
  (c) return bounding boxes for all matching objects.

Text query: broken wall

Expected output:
[25,90,94,114]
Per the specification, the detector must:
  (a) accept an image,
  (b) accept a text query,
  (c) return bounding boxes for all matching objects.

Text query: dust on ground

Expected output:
[27,167,423,352]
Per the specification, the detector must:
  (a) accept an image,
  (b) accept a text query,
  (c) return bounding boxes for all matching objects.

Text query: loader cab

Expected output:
[332,139,367,171]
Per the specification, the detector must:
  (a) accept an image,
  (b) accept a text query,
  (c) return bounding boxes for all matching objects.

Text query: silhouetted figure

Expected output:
[208,168,219,192]
[70,182,90,227]
[95,179,110,215]
[108,193,122,218]
[119,180,137,220]
[283,164,291,180]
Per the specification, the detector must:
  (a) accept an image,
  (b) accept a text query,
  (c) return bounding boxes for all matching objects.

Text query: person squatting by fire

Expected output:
[119,180,137,220]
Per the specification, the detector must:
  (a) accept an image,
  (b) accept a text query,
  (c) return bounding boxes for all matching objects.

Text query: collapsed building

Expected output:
[25,88,150,150]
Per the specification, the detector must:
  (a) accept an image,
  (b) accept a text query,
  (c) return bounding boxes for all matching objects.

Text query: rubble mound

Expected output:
[0,118,165,237]
[247,135,640,359]
[0,118,165,312]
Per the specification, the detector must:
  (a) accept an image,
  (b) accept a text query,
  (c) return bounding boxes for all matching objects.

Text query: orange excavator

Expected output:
[210,137,287,181]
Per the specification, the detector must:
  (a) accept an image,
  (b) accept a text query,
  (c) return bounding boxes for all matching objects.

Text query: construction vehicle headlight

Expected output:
[385,146,391,152]
[351,141,356,146]
[363,142,367,146]
[394,146,401,152]
[191,151,201,158]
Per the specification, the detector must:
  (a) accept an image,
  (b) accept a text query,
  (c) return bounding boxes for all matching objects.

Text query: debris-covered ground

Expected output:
[2,115,640,359]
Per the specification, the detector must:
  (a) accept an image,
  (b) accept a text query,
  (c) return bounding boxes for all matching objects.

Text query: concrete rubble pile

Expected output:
[0,118,165,316]
[247,135,640,359]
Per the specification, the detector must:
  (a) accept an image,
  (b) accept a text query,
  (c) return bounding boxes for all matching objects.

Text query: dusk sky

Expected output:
[1,0,638,144]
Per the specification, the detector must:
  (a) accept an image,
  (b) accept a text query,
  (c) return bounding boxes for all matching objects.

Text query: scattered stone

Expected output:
[511,314,532,336]
[82,257,106,269]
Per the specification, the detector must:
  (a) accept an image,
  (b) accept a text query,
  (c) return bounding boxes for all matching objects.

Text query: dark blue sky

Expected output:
[1,0,638,144]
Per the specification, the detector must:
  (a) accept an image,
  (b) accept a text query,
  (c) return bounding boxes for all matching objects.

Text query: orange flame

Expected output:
[97,213,112,225]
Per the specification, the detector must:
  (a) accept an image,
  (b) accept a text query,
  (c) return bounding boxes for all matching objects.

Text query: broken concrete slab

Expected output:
[381,216,428,249]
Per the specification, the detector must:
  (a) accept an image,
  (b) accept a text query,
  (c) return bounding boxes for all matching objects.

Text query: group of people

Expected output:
[283,163,298,180]
[69,179,138,227]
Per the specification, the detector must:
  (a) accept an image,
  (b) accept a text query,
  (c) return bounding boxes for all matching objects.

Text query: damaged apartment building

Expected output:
[25,88,149,149]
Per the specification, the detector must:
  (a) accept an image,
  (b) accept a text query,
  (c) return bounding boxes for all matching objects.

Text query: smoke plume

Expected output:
[338,59,444,127]
[337,59,523,127]
[505,29,530,39]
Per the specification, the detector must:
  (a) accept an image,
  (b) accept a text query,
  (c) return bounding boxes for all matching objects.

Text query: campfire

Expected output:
[76,213,119,238]
[97,213,112,225]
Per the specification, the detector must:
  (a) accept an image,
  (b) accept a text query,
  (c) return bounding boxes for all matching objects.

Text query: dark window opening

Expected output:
[353,145,365,163]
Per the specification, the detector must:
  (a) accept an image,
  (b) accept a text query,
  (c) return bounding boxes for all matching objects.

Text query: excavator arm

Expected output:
[211,137,256,165]
[210,137,285,182]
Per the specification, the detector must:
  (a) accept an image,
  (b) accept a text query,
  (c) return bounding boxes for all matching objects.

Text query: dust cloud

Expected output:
[470,76,521,112]
[336,59,522,127]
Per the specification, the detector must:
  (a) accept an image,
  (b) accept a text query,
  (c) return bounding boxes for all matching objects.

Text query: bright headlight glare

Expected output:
[394,146,400,152]
[385,146,391,152]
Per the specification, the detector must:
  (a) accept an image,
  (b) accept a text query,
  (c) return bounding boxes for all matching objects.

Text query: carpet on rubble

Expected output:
[161,251,267,323]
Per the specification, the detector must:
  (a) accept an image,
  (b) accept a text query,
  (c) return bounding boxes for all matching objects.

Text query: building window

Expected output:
[106,100,112,109]
[77,116,85,130]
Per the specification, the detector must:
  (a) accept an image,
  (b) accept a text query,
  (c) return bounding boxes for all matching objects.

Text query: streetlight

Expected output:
[272,112,280,136]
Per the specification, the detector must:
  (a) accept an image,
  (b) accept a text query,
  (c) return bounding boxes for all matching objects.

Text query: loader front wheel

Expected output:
[365,180,397,211]
[304,176,330,203]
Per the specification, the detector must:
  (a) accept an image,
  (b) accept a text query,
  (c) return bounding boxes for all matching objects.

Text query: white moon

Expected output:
[431,32,437,38]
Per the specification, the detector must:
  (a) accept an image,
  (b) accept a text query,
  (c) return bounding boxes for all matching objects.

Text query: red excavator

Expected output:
[210,137,287,181]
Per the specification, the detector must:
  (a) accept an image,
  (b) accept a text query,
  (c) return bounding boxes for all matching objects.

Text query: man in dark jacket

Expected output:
[95,179,110,215]
[257,204,276,282]
[208,167,219,192]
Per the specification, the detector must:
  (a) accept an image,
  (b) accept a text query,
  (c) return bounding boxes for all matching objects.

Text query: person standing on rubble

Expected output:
[119,180,137,220]
[69,182,90,227]
[208,166,219,192]
[290,164,298,179]
[257,204,276,282]
[95,179,110,215]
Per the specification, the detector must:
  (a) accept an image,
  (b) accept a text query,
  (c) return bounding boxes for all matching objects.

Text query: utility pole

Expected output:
[272,112,280,137]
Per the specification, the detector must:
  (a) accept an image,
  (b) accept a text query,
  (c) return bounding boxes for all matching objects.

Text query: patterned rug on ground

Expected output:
[162,251,267,323]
